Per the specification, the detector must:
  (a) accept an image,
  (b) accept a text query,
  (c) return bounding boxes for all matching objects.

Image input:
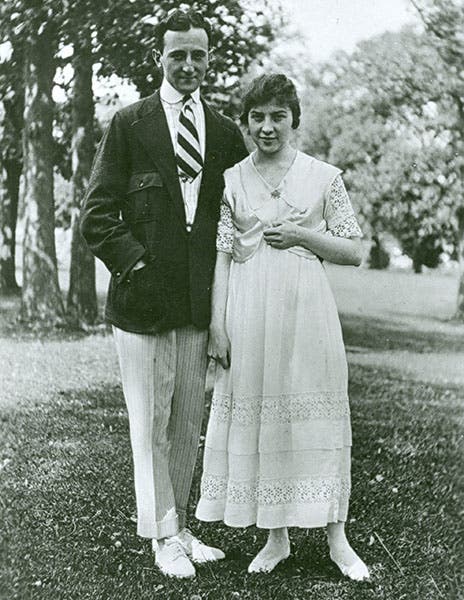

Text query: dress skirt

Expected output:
[196,241,352,529]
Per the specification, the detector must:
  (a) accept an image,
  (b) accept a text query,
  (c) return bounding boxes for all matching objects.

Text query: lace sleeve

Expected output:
[216,200,234,253]
[324,175,362,238]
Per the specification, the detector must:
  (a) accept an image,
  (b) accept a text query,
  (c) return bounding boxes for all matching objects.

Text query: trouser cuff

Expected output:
[137,510,179,540]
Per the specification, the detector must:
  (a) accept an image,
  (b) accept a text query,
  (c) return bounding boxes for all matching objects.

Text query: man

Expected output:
[80,10,247,578]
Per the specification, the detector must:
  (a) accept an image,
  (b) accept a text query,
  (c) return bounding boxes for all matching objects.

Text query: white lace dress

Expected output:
[196,152,362,529]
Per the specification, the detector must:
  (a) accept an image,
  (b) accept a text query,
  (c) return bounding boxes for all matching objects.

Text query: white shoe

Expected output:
[177,528,226,564]
[330,552,370,581]
[153,537,196,578]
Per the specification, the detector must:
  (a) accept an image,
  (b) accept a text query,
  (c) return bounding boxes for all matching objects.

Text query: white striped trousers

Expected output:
[113,325,208,539]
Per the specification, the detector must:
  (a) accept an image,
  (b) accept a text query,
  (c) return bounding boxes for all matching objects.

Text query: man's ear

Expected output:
[208,48,215,63]
[152,49,162,66]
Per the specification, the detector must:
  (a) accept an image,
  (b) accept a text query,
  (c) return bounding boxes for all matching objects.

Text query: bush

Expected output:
[369,235,390,270]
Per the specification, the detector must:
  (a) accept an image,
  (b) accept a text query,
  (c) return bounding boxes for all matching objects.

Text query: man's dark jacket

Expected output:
[80,91,247,334]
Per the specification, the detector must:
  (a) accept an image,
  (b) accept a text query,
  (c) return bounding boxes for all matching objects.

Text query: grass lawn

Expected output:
[1,267,463,600]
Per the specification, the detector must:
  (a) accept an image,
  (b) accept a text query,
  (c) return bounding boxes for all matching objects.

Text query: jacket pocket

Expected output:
[127,171,164,223]
[111,260,166,325]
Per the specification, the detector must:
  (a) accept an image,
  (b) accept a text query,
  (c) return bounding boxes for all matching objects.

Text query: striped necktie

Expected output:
[176,95,203,181]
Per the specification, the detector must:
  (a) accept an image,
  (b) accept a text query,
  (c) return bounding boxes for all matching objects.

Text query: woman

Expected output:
[196,74,369,581]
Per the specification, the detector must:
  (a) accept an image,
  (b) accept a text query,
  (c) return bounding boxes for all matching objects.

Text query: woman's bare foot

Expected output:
[248,528,290,573]
[327,522,369,581]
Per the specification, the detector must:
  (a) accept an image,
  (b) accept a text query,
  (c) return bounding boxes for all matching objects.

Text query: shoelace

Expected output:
[179,530,210,560]
[164,539,187,561]
[179,528,194,545]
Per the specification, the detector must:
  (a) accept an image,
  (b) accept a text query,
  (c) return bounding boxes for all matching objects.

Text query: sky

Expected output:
[282,0,418,61]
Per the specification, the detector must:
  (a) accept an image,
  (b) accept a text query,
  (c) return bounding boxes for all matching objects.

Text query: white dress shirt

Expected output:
[159,79,206,227]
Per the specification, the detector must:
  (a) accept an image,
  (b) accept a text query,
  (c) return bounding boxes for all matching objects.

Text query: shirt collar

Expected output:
[160,79,201,105]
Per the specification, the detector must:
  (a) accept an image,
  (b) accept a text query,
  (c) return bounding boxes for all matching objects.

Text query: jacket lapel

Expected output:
[131,91,186,225]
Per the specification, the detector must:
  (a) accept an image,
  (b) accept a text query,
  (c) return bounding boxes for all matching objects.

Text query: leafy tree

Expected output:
[0,1,66,323]
[301,24,464,282]
[20,11,66,324]
[409,0,464,313]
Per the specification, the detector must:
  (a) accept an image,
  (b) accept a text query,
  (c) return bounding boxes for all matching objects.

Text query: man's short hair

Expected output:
[240,74,301,129]
[154,9,212,52]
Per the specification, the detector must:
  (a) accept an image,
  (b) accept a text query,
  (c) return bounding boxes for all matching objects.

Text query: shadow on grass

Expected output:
[1,365,463,600]
[0,294,110,342]
[340,313,464,354]
[4,292,463,354]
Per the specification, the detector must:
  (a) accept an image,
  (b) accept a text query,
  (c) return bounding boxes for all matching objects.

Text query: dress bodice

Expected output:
[218,151,361,263]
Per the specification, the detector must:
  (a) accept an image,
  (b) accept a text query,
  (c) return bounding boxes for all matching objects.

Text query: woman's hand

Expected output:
[208,325,231,369]
[263,221,301,250]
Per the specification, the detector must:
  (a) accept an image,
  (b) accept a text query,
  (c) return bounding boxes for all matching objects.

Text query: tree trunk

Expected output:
[456,206,464,320]
[0,52,24,296]
[0,159,20,294]
[454,96,464,320]
[412,251,423,274]
[21,24,65,325]
[368,234,390,270]
[66,36,98,325]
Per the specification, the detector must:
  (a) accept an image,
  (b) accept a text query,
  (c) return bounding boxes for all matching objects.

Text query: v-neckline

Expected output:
[250,150,299,192]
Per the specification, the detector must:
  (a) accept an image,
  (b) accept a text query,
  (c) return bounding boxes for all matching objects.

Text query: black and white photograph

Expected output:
[0,0,463,598]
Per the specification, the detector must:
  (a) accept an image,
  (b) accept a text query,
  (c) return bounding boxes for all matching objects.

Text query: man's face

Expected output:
[159,28,209,95]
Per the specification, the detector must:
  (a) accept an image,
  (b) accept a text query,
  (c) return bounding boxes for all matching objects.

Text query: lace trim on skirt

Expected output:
[201,474,351,506]
[210,391,350,424]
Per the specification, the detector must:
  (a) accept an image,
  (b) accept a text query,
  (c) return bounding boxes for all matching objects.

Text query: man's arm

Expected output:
[80,111,146,283]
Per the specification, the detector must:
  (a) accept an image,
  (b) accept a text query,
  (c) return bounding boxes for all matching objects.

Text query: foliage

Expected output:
[301,21,464,271]
[95,0,281,116]
[0,45,23,167]
[1,0,280,113]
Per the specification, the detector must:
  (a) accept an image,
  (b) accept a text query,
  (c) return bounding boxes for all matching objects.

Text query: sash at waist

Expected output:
[287,246,319,260]
[233,238,319,263]
[232,220,326,264]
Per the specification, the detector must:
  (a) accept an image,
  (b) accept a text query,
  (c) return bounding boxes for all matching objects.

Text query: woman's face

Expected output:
[247,100,294,155]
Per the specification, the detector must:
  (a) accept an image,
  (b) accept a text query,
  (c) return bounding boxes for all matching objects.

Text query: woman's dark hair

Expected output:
[154,10,212,52]
[240,74,301,129]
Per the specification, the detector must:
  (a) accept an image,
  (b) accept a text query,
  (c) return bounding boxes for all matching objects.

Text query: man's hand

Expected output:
[208,325,231,369]
[263,221,301,250]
